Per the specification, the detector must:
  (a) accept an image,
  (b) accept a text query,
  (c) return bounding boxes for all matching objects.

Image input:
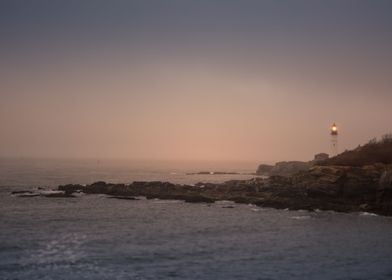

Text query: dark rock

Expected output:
[272,161,312,176]
[183,195,216,203]
[230,196,254,204]
[379,169,392,190]
[292,166,345,198]
[55,164,392,216]
[256,164,274,175]
[269,175,292,187]
[376,169,392,214]
[314,153,329,162]
[107,196,139,200]
[256,161,312,176]
[43,192,76,198]
[15,191,76,198]
[11,190,33,194]
[58,184,84,194]
[17,193,41,197]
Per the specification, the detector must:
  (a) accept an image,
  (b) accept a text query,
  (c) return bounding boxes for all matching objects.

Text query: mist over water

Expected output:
[0,158,259,188]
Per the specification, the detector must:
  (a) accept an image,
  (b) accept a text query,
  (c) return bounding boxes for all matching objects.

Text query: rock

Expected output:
[43,192,76,198]
[183,195,216,203]
[16,193,41,197]
[107,196,139,200]
[256,164,274,175]
[11,190,33,194]
[269,175,292,187]
[13,190,76,198]
[360,203,369,210]
[86,181,110,194]
[379,169,392,190]
[257,161,312,176]
[376,169,392,215]
[58,184,84,194]
[314,153,329,162]
[55,164,392,216]
[272,161,312,176]
[341,166,380,199]
[230,196,255,204]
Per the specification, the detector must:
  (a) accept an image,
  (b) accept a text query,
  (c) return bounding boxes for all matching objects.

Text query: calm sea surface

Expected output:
[1,158,392,280]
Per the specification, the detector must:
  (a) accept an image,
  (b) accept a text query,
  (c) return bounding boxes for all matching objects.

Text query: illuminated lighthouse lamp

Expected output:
[331,123,338,135]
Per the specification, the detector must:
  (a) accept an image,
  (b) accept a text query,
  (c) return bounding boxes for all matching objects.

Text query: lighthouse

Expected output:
[330,123,338,156]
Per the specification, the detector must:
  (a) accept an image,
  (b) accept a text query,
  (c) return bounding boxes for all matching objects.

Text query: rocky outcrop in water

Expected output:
[55,164,392,216]
[256,161,312,176]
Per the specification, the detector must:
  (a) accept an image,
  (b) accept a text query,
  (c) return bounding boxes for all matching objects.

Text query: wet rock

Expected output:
[43,192,76,198]
[376,169,392,215]
[107,196,139,200]
[182,195,216,203]
[56,164,392,216]
[58,184,84,194]
[16,193,41,197]
[11,190,33,194]
[13,190,76,198]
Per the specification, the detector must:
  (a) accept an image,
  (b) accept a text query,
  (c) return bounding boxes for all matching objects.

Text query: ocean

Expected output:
[1,158,392,280]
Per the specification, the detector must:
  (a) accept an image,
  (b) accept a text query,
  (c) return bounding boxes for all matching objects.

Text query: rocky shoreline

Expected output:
[12,164,388,216]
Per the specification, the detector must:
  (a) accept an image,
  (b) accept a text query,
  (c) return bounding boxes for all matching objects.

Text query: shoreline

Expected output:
[11,164,391,216]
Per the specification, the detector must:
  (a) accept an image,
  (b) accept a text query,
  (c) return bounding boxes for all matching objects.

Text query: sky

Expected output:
[1,0,391,162]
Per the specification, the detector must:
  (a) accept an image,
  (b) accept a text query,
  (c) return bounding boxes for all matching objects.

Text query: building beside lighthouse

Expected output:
[314,153,329,162]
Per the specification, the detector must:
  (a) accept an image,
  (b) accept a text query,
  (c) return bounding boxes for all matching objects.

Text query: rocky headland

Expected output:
[53,164,392,216]
[13,135,392,216]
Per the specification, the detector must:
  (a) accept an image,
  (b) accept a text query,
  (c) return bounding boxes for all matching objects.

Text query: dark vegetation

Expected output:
[318,134,392,166]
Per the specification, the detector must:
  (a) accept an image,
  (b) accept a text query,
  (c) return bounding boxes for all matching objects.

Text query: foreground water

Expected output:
[1,159,392,279]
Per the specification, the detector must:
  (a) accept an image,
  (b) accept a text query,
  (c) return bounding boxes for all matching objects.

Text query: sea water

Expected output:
[1,158,392,280]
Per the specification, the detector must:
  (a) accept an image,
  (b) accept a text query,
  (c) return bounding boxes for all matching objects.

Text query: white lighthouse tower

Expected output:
[330,123,338,156]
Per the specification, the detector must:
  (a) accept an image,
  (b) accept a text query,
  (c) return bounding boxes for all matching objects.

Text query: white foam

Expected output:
[359,212,378,217]
[39,190,64,195]
[215,200,235,204]
[291,216,311,220]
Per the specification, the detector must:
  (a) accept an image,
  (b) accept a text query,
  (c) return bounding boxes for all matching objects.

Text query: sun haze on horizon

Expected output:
[1,1,391,162]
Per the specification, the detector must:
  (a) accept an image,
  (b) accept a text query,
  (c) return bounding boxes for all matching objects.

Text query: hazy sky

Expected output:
[1,0,391,162]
